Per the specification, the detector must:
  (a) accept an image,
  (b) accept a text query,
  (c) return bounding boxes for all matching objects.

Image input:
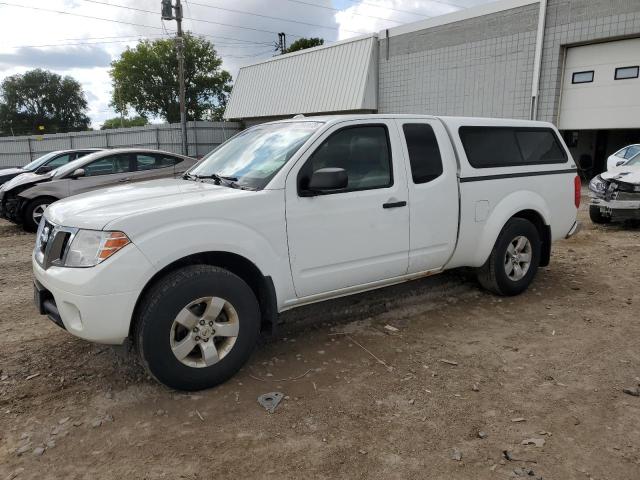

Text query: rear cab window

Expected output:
[402,124,444,184]
[459,126,567,168]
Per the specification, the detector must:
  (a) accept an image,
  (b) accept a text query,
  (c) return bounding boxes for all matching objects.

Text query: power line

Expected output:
[183,0,371,35]
[0,1,169,31]
[74,0,312,39]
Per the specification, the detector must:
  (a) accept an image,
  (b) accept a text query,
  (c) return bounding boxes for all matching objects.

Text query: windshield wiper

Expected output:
[183,172,237,184]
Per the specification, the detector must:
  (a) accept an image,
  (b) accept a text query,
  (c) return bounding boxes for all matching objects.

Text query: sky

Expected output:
[0,0,492,128]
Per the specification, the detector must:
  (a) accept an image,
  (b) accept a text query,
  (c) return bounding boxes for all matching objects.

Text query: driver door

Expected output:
[285,120,410,299]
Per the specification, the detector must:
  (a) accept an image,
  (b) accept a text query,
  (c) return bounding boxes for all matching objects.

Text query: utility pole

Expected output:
[161,0,188,156]
[277,32,287,54]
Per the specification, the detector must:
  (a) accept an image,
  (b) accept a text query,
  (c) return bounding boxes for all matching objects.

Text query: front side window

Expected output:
[190,121,322,190]
[84,154,132,176]
[459,127,567,168]
[572,71,594,84]
[298,125,392,193]
[614,66,639,80]
[402,124,443,184]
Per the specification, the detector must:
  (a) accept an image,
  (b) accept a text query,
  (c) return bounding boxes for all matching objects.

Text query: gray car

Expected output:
[0,148,197,231]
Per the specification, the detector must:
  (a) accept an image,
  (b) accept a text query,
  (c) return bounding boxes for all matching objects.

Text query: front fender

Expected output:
[110,217,293,308]
[472,190,551,267]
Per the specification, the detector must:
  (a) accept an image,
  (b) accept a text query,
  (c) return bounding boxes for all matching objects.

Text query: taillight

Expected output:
[574,175,581,209]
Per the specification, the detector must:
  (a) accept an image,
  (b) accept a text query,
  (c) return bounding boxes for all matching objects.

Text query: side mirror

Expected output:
[306,168,348,194]
[35,165,53,174]
[70,168,86,179]
[616,160,626,167]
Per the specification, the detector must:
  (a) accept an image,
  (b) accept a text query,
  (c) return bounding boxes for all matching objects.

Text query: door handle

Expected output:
[118,178,130,183]
[382,201,407,209]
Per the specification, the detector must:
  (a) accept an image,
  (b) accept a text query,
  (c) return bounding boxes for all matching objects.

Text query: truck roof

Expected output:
[267,114,556,129]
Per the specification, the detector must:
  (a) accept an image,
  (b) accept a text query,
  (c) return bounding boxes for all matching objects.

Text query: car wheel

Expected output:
[134,265,261,391]
[477,218,541,296]
[589,205,611,224]
[23,197,56,232]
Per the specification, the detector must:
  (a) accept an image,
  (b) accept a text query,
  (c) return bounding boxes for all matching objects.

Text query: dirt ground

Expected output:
[1,197,639,480]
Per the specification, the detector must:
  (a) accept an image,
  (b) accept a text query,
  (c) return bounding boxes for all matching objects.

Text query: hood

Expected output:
[0,167,26,178]
[601,167,640,185]
[46,178,251,230]
[0,171,53,192]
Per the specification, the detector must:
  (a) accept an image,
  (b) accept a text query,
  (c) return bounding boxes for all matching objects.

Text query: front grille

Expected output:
[613,191,640,202]
[35,220,77,269]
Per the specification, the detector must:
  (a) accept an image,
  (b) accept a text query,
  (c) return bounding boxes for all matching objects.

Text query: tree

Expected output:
[0,69,90,136]
[110,34,232,122]
[100,116,148,130]
[284,37,324,54]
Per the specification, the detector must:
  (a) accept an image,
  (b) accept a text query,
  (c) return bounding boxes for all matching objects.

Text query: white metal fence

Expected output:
[0,121,243,167]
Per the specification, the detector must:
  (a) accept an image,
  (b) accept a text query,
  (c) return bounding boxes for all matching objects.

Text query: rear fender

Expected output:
[473,191,551,267]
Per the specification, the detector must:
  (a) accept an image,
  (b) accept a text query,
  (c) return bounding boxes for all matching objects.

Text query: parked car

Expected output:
[0,148,196,231]
[0,149,102,186]
[589,153,640,223]
[32,115,580,391]
[606,144,640,171]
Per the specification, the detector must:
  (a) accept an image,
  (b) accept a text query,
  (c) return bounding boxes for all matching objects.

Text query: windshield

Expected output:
[53,151,105,178]
[189,121,323,189]
[22,151,60,171]
[624,151,640,166]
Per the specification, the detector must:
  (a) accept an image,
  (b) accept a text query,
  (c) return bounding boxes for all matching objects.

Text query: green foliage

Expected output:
[0,69,90,136]
[110,34,232,122]
[100,116,148,130]
[284,37,324,54]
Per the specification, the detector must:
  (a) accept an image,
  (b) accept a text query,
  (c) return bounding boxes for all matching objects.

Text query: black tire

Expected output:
[476,218,541,296]
[134,265,261,391]
[23,197,57,232]
[589,205,610,224]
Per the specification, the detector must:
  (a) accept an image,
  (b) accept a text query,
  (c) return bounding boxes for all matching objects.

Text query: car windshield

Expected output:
[626,145,640,159]
[188,121,323,189]
[53,151,106,178]
[624,151,640,166]
[22,151,60,171]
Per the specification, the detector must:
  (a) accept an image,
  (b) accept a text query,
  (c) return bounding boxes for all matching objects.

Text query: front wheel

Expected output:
[134,265,261,391]
[23,197,56,232]
[477,218,541,296]
[589,205,610,224]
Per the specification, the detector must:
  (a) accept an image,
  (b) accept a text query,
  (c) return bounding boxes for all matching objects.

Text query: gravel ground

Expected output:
[1,198,639,480]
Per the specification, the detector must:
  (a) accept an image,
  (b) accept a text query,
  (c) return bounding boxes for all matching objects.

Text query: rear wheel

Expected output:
[477,218,541,296]
[589,205,611,224]
[134,265,260,391]
[23,197,56,232]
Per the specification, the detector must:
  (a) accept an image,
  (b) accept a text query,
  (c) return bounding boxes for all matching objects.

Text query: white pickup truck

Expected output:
[32,115,580,390]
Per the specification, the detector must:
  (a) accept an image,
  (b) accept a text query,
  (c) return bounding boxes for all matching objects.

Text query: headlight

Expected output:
[588,175,607,194]
[65,230,130,267]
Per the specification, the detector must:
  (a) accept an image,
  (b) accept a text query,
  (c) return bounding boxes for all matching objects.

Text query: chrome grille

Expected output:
[35,220,78,269]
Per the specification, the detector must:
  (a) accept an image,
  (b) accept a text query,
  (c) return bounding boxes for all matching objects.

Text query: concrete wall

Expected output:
[378,2,540,119]
[377,0,640,124]
[0,121,242,167]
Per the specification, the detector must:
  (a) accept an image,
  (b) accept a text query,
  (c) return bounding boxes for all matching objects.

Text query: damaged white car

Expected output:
[589,156,640,223]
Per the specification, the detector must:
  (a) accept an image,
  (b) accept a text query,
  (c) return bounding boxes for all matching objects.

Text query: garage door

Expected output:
[559,38,640,130]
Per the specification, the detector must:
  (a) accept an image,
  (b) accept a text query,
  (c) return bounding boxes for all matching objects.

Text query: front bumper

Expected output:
[32,241,155,344]
[590,193,640,221]
[0,192,24,223]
